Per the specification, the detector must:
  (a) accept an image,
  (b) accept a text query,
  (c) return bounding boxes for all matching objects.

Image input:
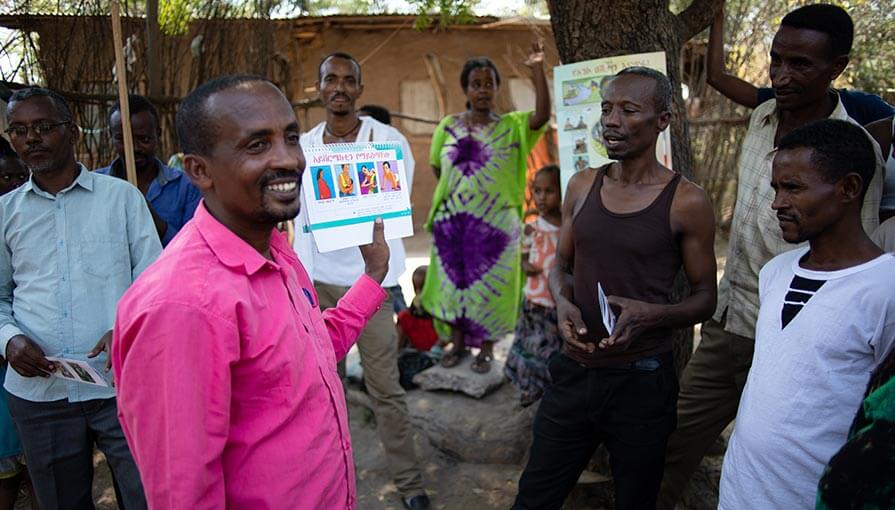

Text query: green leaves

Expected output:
[405,0,477,30]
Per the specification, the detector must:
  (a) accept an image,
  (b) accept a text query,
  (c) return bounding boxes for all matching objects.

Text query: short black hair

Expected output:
[460,57,501,90]
[176,74,274,156]
[0,137,25,170]
[7,87,73,122]
[0,137,17,159]
[780,4,853,57]
[109,93,160,132]
[359,104,390,125]
[535,164,560,182]
[776,119,875,197]
[614,66,673,113]
[318,52,362,84]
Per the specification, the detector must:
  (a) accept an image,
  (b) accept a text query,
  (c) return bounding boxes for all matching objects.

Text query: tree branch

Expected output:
[675,0,722,42]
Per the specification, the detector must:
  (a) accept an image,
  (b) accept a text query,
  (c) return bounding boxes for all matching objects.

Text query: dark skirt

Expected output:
[504,299,561,400]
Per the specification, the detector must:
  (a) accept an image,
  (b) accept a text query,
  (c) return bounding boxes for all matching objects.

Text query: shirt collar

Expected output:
[110,157,176,185]
[759,93,849,127]
[194,200,292,276]
[22,163,94,196]
[157,162,181,185]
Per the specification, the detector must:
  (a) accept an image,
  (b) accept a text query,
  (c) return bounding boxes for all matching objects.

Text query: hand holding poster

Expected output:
[301,142,413,252]
[553,51,672,193]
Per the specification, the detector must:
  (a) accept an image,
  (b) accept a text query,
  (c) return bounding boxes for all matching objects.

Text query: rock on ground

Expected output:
[407,383,537,465]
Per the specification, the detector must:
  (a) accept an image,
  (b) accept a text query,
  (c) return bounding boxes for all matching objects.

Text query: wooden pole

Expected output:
[110,1,137,187]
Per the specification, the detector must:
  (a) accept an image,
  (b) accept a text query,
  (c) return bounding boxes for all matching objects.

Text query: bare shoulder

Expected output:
[864,116,894,153]
[671,176,715,231]
[864,116,893,137]
[563,168,600,218]
[565,168,599,201]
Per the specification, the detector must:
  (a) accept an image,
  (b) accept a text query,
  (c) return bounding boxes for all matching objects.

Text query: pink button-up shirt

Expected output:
[113,202,385,509]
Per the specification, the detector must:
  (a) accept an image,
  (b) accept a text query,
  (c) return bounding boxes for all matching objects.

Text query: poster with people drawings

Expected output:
[301,142,412,252]
[554,51,672,193]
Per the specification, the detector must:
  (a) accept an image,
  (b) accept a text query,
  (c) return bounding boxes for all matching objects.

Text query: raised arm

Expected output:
[865,116,894,163]
[706,8,760,109]
[322,219,389,360]
[600,180,717,349]
[524,40,551,130]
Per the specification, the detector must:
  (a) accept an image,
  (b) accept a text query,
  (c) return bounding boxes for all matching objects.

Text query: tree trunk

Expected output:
[146,0,161,98]
[546,0,722,376]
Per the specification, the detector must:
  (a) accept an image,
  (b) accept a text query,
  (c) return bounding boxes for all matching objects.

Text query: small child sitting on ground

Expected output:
[397,266,438,352]
[504,165,562,407]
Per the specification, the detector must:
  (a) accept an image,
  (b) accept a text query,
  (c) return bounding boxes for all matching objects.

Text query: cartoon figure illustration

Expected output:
[315,168,333,200]
[381,160,400,191]
[359,163,379,195]
[575,115,587,130]
[338,163,354,197]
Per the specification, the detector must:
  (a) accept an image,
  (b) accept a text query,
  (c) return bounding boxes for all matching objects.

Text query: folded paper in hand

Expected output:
[597,283,616,335]
[46,357,109,387]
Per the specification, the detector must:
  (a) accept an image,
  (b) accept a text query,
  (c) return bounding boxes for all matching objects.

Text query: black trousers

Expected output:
[513,352,678,510]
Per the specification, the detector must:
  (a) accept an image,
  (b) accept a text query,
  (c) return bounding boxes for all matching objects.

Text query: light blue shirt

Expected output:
[95,158,201,246]
[0,165,161,402]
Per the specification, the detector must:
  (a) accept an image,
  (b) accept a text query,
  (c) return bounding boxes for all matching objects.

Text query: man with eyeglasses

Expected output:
[96,94,201,246]
[0,87,159,509]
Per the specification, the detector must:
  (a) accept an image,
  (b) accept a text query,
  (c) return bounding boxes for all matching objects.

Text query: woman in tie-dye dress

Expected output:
[420,43,550,373]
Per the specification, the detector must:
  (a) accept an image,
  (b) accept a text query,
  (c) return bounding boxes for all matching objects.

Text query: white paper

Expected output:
[46,357,109,387]
[301,142,414,252]
[597,283,616,335]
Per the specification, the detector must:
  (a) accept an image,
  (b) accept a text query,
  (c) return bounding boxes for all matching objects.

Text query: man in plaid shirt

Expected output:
[658,5,885,508]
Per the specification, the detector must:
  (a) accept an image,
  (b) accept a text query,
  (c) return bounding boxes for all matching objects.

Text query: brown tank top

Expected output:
[566,166,682,367]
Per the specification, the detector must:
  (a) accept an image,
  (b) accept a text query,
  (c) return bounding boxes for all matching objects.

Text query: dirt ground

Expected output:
[22,402,524,510]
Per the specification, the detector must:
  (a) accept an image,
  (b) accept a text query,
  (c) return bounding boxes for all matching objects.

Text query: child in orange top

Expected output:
[505,165,562,407]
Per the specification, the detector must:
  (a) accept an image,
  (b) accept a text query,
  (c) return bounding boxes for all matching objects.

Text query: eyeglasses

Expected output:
[4,121,71,139]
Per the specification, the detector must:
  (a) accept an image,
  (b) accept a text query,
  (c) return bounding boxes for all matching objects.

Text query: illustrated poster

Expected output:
[553,51,672,194]
[46,357,109,387]
[301,142,413,252]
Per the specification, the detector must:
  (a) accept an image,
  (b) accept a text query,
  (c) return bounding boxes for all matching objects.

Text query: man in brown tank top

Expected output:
[512,68,717,510]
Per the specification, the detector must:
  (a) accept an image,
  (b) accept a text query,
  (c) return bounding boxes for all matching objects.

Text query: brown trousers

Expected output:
[658,317,755,509]
[315,281,424,498]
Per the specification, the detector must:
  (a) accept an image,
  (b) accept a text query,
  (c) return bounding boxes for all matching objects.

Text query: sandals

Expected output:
[470,352,493,374]
[440,346,469,368]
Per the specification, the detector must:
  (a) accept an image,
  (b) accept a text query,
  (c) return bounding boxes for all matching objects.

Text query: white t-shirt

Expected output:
[719,247,895,510]
[294,116,415,287]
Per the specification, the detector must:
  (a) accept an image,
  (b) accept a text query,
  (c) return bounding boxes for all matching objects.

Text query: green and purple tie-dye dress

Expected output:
[420,111,545,347]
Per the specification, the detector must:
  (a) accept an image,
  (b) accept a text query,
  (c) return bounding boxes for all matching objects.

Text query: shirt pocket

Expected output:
[79,241,129,277]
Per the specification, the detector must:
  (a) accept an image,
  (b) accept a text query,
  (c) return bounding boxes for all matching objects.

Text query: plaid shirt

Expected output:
[714,98,884,339]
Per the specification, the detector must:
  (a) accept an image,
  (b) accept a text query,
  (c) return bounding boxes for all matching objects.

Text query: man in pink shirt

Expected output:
[112,75,390,509]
